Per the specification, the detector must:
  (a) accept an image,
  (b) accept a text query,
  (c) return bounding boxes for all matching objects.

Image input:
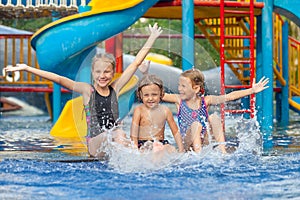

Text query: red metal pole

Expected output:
[220,0,225,128]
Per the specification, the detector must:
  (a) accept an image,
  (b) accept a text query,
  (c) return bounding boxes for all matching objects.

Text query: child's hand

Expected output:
[5,64,29,72]
[138,60,150,75]
[252,76,269,94]
[148,23,163,38]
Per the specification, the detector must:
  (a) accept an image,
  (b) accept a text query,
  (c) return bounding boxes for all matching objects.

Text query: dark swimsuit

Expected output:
[85,85,119,140]
[138,140,169,148]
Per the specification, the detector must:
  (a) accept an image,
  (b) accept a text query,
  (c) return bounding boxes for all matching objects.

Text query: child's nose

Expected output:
[99,72,105,77]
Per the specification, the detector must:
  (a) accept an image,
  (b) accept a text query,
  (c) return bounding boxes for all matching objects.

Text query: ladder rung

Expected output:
[238,67,251,71]
[224,46,250,50]
[225,60,251,64]
[224,85,251,89]
[227,57,253,61]
[224,10,251,15]
[240,77,251,81]
[224,35,252,39]
[225,109,251,114]
[199,24,240,29]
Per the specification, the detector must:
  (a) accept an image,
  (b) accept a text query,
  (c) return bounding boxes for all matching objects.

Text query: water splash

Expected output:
[100,115,264,173]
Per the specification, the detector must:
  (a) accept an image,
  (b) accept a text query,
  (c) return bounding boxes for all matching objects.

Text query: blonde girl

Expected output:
[5,23,163,158]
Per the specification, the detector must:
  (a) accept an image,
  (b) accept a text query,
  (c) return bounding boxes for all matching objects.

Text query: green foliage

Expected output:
[126,18,219,70]
[0,18,52,32]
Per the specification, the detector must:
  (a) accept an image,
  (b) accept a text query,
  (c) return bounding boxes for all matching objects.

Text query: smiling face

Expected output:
[178,76,199,101]
[92,59,114,88]
[139,84,162,109]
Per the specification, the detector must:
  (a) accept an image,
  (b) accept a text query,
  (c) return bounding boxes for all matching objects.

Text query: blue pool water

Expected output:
[1,114,300,199]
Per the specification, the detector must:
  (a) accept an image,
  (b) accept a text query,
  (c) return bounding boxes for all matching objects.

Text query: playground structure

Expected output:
[1,0,300,149]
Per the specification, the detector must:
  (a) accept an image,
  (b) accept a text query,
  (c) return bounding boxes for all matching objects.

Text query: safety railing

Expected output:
[0,34,52,87]
[273,14,286,87]
[0,0,81,18]
[289,36,300,98]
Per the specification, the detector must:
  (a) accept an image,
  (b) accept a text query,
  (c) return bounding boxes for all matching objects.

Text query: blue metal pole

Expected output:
[280,21,289,126]
[256,0,274,150]
[182,0,194,71]
[52,83,61,123]
[51,11,61,123]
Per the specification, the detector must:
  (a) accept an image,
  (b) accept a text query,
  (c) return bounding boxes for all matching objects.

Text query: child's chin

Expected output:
[147,103,158,108]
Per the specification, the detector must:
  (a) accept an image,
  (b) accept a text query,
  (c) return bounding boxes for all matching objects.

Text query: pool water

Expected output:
[0,113,300,199]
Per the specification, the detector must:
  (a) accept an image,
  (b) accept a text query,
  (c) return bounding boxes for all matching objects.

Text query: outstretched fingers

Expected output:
[148,22,163,37]
[258,76,269,87]
[5,64,29,72]
[253,76,269,93]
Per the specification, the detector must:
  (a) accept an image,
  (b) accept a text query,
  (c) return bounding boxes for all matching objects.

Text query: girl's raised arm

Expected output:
[4,64,90,95]
[206,77,269,105]
[113,23,163,94]
[162,93,181,105]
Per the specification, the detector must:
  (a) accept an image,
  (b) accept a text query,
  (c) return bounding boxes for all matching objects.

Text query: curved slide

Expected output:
[273,0,300,113]
[31,0,159,139]
[31,0,159,80]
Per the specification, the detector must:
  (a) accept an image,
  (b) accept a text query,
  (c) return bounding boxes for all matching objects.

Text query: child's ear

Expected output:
[161,90,165,100]
[193,85,200,94]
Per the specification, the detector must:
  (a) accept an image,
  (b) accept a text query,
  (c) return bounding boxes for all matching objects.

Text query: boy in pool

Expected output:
[4,23,163,158]
[130,74,184,153]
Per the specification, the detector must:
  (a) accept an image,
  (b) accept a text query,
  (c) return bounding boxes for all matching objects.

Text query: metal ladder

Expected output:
[219,0,256,128]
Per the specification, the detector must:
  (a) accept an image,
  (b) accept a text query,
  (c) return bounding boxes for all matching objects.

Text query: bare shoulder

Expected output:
[159,104,173,115]
[133,104,144,113]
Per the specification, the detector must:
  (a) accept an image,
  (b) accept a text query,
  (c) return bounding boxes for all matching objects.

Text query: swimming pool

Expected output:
[0,113,300,199]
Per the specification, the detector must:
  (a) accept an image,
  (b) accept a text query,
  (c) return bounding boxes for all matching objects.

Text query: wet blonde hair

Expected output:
[137,74,164,100]
[181,68,205,95]
[92,53,116,71]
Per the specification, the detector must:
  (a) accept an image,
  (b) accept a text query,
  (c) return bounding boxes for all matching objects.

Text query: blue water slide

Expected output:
[30,0,159,80]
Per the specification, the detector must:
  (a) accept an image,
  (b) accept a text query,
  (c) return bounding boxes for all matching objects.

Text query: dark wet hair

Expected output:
[137,74,164,100]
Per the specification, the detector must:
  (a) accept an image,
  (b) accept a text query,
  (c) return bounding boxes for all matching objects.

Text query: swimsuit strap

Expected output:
[84,104,92,138]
